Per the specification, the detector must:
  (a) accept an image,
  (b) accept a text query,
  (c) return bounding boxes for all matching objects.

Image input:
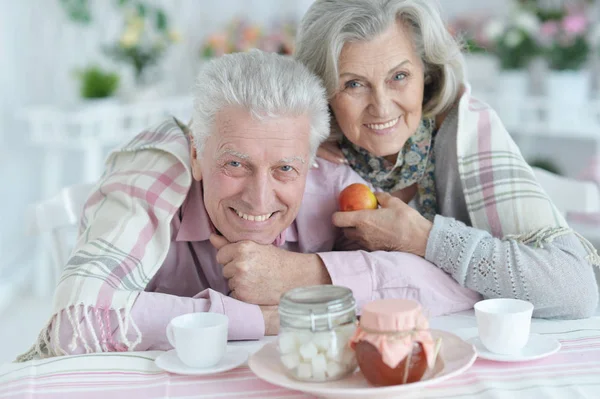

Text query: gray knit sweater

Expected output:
[425,105,599,319]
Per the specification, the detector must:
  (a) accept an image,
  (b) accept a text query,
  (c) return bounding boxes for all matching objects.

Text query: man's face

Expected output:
[190,106,312,245]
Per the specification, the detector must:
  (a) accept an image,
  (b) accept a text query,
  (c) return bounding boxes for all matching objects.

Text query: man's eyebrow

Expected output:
[216,150,305,164]
[216,149,250,159]
[280,156,306,164]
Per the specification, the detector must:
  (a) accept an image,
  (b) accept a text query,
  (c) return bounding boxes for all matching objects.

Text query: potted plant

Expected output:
[537,6,592,129]
[538,9,590,71]
[448,15,499,95]
[76,65,120,101]
[104,3,180,101]
[485,7,542,127]
[200,19,297,59]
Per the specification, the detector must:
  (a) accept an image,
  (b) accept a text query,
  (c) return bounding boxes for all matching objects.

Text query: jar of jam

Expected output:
[278,285,357,382]
[350,299,439,386]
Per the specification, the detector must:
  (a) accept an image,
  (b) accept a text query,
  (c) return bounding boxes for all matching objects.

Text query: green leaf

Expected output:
[136,2,147,17]
[60,0,92,24]
[202,46,214,59]
[76,65,120,99]
[156,9,168,31]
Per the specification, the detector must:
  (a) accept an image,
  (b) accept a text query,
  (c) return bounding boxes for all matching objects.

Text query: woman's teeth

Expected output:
[234,209,273,222]
[366,117,399,130]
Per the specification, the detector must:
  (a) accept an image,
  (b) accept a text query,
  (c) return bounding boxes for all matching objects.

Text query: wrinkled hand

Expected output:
[210,234,330,305]
[316,141,347,165]
[332,192,433,257]
[260,305,280,336]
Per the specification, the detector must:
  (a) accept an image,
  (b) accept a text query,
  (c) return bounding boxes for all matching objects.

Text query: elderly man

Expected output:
[20,51,479,360]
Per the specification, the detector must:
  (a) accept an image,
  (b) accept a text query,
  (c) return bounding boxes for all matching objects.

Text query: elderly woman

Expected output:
[295,0,599,318]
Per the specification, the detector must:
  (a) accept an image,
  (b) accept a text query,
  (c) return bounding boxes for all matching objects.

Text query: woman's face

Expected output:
[330,20,425,162]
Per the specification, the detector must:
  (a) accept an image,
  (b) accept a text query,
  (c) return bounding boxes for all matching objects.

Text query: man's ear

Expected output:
[189,141,203,182]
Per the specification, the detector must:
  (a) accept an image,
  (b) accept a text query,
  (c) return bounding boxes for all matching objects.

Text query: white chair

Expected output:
[27,183,94,297]
[533,167,600,293]
[22,96,193,201]
[532,167,600,217]
[533,166,600,247]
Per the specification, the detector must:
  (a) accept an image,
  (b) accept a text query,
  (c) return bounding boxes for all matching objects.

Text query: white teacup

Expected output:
[474,298,534,355]
[166,313,229,368]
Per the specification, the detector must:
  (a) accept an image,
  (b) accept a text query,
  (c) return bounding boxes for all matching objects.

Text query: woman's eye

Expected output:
[228,161,241,168]
[344,80,362,89]
[393,72,407,81]
[280,165,293,172]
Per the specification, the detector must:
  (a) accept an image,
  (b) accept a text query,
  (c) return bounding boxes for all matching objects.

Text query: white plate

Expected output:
[248,329,476,399]
[155,347,248,376]
[467,334,561,362]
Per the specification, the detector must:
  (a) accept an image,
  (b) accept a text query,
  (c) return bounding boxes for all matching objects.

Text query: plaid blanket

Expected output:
[19,119,192,360]
[457,89,599,263]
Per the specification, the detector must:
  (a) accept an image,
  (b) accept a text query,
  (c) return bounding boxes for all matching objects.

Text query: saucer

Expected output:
[155,347,248,376]
[467,334,561,362]
[248,330,476,399]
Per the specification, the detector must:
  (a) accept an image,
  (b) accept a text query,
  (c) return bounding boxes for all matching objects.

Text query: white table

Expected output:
[2,310,599,399]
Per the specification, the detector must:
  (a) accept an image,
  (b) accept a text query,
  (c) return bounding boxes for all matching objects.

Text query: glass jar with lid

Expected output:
[278,285,357,382]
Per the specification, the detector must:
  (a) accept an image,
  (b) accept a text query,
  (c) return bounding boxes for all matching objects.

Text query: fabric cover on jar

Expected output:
[350,299,438,370]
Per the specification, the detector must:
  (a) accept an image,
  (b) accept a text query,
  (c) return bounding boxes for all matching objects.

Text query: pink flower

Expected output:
[540,21,559,38]
[562,14,587,36]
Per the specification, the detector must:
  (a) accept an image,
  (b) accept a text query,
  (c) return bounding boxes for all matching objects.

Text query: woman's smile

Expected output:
[364,116,401,135]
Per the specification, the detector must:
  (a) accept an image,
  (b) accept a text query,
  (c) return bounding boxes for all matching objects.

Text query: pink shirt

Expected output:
[56,159,481,354]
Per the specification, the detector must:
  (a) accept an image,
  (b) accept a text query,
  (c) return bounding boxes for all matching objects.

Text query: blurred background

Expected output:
[1,0,599,363]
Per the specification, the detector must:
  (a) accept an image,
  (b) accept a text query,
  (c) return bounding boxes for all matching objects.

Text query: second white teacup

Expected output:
[167,312,229,368]
[475,298,534,355]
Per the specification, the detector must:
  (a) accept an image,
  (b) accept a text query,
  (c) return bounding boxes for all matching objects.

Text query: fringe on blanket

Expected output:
[504,227,600,268]
[15,305,142,362]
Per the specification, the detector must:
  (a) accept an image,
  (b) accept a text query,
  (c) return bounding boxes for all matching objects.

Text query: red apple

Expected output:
[338,183,378,211]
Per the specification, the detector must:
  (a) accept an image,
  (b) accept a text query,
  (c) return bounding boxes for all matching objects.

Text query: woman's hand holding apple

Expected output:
[334,187,433,257]
[338,183,378,211]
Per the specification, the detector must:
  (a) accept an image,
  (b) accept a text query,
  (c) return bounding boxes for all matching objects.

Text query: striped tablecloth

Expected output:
[2,312,599,399]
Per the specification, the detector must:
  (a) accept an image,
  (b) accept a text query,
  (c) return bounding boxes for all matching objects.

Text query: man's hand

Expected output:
[260,305,280,335]
[210,234,332,305]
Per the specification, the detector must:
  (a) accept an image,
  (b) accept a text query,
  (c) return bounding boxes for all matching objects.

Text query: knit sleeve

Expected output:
[425,215,599,319]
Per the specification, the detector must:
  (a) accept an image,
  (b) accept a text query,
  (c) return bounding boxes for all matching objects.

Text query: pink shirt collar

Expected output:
[176,179,296,245]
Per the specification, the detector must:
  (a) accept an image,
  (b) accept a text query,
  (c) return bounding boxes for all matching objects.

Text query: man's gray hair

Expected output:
[191,50,330,160]
[294,0,465,119]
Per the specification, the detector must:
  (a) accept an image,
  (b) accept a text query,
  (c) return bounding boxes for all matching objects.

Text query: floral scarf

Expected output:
[339,118,437,221]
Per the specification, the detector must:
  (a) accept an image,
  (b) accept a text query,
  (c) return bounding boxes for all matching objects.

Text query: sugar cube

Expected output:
[326,361,344,378]
[311,353,327,375]
[312,370,326,381]
[326,344,342,362]
[295,331,313,345]
[296,362,312,379]
[280,353,300,370]
[278,333,297,355]
[312,332,332,352]
[299,342,318,360]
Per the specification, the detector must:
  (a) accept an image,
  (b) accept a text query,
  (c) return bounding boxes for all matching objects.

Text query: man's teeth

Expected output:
[366,118,399,130]
[234,209,273,222]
